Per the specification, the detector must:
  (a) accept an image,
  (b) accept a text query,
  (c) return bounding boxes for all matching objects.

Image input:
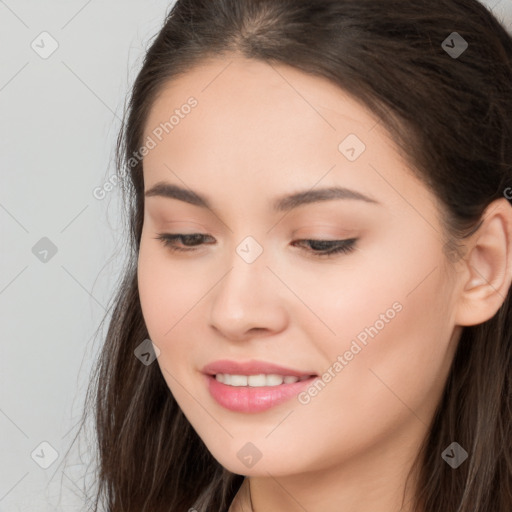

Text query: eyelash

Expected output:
[154,233,358,258]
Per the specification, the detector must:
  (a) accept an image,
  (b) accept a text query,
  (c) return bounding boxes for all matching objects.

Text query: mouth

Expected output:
[202,359,316,379]
[213,373,313,386]
[201,360,318,413]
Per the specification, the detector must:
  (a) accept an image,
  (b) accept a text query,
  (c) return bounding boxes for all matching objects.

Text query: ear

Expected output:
[454,197,512,327]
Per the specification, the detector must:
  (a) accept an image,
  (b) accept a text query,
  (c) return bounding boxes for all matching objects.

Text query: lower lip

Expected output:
[205,374,318,413]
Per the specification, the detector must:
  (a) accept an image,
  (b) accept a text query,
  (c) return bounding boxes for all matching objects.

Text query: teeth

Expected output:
[215,373,310,387]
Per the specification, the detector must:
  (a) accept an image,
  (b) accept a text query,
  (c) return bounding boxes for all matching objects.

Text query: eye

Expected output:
[154,233,214,252]
[155,233,358,258]
[290,238,358,257]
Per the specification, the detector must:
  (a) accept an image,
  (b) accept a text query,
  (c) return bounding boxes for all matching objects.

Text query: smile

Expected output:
[215,373,312,387]
[205,373,318,413]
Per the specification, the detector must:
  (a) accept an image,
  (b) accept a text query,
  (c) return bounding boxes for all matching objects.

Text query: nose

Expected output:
[208,254,289,342]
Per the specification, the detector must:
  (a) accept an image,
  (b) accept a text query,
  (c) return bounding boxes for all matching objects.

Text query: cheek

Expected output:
[137,240,203,339]
[137,247,198,399]
[298,241,454,436]
[137,239,223,400]
[137,247,170,338]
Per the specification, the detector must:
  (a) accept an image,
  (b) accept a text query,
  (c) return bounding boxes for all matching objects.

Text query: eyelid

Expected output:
[154,232,358,258]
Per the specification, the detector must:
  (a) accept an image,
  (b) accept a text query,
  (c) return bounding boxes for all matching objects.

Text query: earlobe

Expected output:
[454,198,512,327]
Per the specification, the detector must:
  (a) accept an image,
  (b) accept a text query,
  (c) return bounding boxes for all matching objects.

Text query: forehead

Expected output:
[143,55,382,143]
[141,56,436,219]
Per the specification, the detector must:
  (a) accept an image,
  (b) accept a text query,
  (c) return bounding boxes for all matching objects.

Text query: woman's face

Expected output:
[137,56,462,476]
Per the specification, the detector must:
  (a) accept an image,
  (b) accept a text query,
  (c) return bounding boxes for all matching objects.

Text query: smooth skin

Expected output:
[137,55,512,512]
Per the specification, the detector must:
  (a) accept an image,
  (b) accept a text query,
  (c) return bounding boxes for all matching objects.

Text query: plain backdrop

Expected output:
[1,1,511,510]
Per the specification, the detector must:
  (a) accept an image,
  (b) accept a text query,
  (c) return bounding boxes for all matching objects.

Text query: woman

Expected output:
[81,0,512,510]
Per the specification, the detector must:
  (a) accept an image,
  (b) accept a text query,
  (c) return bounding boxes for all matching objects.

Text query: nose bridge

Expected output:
[215,235,270,313]
[208,234,287,339]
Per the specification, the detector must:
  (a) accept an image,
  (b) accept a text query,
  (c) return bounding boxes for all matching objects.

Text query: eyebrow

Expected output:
[144,182,380,211]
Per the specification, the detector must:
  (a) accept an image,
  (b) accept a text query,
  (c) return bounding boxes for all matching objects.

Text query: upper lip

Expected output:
[202,359,317,377]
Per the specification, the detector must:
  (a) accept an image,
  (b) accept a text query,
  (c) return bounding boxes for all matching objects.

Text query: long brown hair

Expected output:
[76,1,512,510]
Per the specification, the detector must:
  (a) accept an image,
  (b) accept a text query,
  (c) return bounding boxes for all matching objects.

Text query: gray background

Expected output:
[1,1,511,510]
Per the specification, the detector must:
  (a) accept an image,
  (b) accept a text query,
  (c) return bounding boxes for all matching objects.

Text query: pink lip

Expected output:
[202,359,318,413]
[201,359,316,377]
[205,374,317,413]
